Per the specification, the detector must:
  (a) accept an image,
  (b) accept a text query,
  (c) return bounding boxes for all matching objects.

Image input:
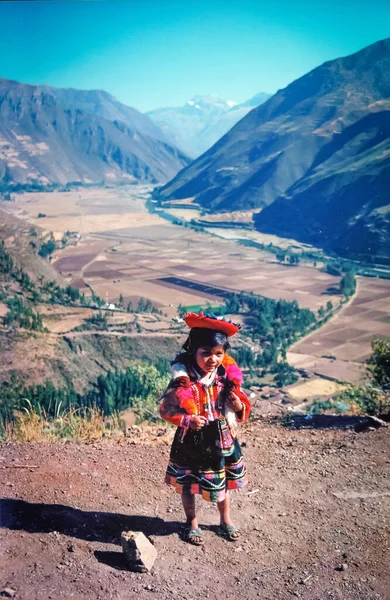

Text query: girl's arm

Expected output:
[234,388,251,423]
[224,359,250,422]
[228,388,251,423]
[159,387,191,428]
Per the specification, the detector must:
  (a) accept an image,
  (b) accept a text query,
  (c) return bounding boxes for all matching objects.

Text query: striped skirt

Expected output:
[165,420,248,503]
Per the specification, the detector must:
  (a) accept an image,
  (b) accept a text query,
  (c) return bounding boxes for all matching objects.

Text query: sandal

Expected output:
[219,523,241,541]
[183,526,205,546]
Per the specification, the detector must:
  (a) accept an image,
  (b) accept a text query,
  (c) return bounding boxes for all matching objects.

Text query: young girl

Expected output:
[160,312,250,545]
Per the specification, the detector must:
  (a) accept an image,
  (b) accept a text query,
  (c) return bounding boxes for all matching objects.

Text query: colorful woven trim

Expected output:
[184,312,241,337]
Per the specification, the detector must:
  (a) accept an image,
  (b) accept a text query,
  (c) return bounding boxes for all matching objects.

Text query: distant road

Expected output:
[63,330,179,339]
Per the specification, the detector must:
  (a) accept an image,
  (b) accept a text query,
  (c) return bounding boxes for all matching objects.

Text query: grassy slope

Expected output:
[0,330,180,393]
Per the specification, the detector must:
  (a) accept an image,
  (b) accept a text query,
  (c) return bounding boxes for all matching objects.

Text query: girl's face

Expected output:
[194,345,225,374]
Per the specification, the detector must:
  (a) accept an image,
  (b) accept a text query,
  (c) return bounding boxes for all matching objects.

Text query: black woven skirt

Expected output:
[165,420,248,502]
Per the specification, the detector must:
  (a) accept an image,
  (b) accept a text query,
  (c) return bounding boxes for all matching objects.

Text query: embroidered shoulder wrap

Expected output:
[170,356,244,434]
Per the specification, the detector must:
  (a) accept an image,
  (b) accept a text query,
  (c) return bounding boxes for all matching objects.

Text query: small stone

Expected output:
[1,589,16,598]
[298,572,314,586]
[121,531,157,573]
[367,415,387,428]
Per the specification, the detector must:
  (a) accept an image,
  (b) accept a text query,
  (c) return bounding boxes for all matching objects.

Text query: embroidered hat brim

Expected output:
[184,312,241,337]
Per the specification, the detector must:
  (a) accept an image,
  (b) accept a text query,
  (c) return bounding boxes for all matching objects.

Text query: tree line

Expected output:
[225,292,317,386]
[0,361,170,432]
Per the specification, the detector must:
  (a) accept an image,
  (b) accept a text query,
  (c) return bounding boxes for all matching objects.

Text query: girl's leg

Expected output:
[217,489,233,525]
[181,493,203,543]
[181,493,198,529]
[217,490,240,539]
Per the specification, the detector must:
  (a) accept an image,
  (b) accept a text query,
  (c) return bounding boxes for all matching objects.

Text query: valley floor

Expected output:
[1,422,389,600]
[1,185,390,388]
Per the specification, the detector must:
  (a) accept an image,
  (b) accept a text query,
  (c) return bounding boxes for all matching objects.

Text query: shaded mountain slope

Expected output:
[156,38,390,258]
[0,79,190,186]
[255,109,390,260]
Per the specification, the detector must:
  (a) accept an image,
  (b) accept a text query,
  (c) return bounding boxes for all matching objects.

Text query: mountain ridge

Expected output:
[0,78,190,186]
[156,38,390,259]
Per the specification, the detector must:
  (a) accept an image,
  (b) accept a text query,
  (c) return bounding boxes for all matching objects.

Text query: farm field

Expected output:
[288,277,390,382]
[286,351,366,384]
[39,303,181,336]
[162,207,202,221]
[3,186,390,383]
[53,233,342,317]
[6,186,344,315]
[285,377,345,401]
[205,225,314,250]
[3,186,157,240]
[162,206,256,225]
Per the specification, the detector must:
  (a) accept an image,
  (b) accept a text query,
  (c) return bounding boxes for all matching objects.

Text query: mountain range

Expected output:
[0,79,190,187]
[147,93,271,157]
[156,38,390,261]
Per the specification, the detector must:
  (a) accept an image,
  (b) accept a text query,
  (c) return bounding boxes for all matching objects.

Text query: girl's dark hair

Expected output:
[182,327,230,354]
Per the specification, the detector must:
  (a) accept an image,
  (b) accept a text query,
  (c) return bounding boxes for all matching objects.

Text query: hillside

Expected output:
[1,423,389,599]
[156,38,390,260]
[255,113,390,261]
[0,206,64,284]
[0,79,190,187]
[0,205,180,398]
[0,328,179,392]
[148,93,271,158]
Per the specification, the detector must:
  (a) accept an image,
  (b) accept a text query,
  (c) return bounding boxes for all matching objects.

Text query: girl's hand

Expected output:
[228,392,244,413]
[189,415,207,430]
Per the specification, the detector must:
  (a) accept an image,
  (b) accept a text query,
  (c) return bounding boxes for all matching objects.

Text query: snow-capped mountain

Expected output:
[147,93,271,157]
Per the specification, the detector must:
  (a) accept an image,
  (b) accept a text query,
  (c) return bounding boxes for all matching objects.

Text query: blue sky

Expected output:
[1,0,389,112]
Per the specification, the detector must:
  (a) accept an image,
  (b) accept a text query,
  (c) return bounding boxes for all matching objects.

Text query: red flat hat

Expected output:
[184,312,241,337]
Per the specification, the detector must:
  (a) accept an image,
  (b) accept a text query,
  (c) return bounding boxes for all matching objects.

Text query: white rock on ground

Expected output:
[121,530,157,572]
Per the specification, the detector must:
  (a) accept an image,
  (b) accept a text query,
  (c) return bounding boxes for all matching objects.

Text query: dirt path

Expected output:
[63,330,179,339]
[1,422,389,600]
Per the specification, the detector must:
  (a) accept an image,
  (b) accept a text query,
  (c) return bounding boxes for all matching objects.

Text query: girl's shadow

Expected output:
[1,498,180,571]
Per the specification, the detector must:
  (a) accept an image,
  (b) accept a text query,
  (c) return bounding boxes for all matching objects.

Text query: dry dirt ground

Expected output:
[1,422,389,600]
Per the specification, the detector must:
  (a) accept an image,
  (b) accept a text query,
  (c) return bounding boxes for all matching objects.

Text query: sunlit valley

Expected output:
[0,4,389,598]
